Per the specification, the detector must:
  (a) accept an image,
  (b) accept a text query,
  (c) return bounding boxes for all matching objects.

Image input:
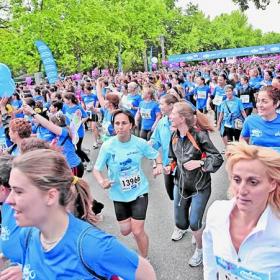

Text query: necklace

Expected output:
[40,233,63,251]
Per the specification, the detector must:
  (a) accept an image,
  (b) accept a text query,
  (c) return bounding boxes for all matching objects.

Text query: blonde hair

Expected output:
[12,149,97,224]
[173,101,214,131]
[226,142,280,214]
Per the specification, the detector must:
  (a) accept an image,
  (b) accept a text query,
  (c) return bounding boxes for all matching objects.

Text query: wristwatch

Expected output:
[199,160,205,167]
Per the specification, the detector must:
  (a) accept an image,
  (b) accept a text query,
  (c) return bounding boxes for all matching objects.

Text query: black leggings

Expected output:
[164,173,175,200]
[140,129,152,141]
[71,162,84,177]
[76,137,90,163]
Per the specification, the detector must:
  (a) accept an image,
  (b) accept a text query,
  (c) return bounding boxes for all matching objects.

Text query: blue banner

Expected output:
[35,40,58,84]
[168,43,280,63]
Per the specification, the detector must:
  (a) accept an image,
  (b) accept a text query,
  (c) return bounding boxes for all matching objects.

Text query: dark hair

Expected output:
[51,100,63,111]
[24,97,35,108]
[0,155,13,188]
[63,93,79,105]
[111,109,135,127]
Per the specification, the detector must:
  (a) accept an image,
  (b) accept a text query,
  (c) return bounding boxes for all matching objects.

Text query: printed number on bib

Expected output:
[215,256,270,280]
[140,108,152,119]
[197,91,207,99]
[213,95,223,106]
[120,173,141,191]
[240,95,250,103]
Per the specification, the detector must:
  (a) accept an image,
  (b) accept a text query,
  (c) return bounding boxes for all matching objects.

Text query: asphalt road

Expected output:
[82,128,229,280]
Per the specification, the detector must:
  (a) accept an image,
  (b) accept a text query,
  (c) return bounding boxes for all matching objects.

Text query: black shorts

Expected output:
[113,193,148,221]
[223,126,241,141]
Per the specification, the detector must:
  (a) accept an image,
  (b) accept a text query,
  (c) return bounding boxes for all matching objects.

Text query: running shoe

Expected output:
[171,227,187,241]
[188,248,203,267]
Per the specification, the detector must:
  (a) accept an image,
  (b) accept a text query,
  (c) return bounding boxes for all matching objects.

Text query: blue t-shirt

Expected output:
[94,135,159,202]
[65,105,87,138]
[57,128,81,168]
[150,116,172,166]
[220,97,244,128]
[82,94,98,117]
[241,114,280,153]
[1,203,23,263]
[212,86,226,112]
[20,214,139,280]
[100,108,115,136]
[127,94,142,117]
[249,76,262,90]
[0,126,11,151]
[11,100,24,118]
[35,126,56,143]
[193,85,211,110]
[139,100,160,130]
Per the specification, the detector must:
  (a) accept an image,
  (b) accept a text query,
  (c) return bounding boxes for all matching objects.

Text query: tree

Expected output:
[232,0,280,11]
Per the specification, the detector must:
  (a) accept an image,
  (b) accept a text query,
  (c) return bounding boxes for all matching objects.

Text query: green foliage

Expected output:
[0,0,279,75]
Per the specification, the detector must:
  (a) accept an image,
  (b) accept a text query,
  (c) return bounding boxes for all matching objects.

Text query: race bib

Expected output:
[240,95,250,103]
[213,95,223,106]
[120,171,141,192]
[140,108,152,119]
[216,256,270,280]
[86,101,94,110]
[197,91,207,99]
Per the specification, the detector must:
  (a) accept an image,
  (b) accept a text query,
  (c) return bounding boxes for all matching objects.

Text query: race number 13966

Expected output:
[120,175,141,191]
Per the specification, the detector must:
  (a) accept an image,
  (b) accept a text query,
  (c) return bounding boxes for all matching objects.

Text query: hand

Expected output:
[23,104,35,116]
[100,178,114,189]
[152,164,162,177]
[163,165,171,175]
[183,160,202,171]
[0,265,22,280]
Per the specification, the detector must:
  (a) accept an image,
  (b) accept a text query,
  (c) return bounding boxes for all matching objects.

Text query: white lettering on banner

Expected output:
[197,91,207,99]
[240,95,250,103]
[213,95,223,106]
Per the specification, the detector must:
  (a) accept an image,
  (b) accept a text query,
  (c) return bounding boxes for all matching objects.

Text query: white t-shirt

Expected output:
[203,199,280,280]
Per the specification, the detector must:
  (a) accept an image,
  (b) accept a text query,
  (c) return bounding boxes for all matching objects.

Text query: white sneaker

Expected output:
[171,227,187,241]
[188,248,203,267]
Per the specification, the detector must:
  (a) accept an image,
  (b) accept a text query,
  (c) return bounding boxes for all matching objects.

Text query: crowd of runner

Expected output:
[0,58,279,279]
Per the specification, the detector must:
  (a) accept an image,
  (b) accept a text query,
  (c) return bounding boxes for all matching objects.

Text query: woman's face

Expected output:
[159,99,173,115]
[169,107,184,129]
[256,91,277,118]
[217,76,226,87]
[9,129,18,143]
[231,159,276,213]
[63,98,70,105]
[6,168,50,227]
[114,113,132,138]
[226,88,234,99]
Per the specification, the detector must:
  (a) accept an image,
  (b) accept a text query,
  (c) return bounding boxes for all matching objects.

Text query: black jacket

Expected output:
[169,128,223,194]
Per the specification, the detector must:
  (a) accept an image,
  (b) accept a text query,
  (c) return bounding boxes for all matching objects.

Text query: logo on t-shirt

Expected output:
[0,226,10,241]
[275,131,280,137]
[23,264,36,280]
[251,129,262,137]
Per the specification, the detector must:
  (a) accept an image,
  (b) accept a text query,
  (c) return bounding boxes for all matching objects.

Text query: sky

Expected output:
[177,0,280,33]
